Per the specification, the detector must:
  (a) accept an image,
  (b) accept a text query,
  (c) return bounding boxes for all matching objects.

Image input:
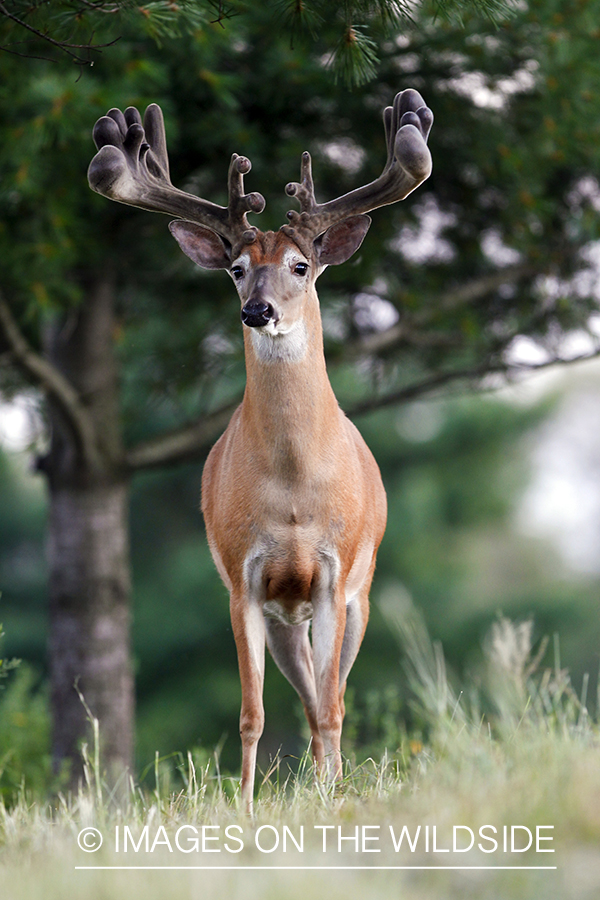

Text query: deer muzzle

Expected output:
[241,300,275,328]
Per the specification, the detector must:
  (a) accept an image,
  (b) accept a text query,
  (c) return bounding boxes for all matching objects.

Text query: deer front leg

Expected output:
[230,591,266,814]
[311,585,347,781]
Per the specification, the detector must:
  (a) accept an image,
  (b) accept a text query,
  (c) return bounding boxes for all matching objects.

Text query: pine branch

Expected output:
[349,262,537,357]
[346,361,496,416]
[0,2,118,66]
[0,292,101,468]
[125,399,239,471]
[125,338,600,473]
[0,0,518,83]
[345,348,600,418]
[415,263,538,323]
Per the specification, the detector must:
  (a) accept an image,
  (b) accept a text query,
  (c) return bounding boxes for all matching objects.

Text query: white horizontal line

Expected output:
[75,865,558,871]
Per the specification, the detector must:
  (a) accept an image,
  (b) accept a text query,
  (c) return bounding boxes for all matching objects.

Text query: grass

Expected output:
[1,601,599,900]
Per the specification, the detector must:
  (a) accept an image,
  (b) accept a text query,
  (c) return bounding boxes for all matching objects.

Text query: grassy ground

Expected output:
[1,608,599,900]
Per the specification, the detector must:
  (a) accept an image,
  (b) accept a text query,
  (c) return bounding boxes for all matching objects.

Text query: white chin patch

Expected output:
[251,320,308,362]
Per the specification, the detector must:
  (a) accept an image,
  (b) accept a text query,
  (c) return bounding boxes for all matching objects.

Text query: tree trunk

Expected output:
[47,482,133,782]
[42,276,134,784]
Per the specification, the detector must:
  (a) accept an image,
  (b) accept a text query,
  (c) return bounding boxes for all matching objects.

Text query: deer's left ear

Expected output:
[314,214,371,266]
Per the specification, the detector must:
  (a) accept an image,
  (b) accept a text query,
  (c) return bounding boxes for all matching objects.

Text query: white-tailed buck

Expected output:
[88,89,432,811]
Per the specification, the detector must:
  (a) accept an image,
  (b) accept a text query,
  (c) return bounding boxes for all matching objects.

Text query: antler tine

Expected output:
[226,153,266,246]
[88,104,265,249]
[284,150,318,214]
[141,104,170,180]
[282,89,433,251]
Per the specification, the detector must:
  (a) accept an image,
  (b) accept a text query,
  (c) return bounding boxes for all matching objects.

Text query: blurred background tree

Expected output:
[1,0,600,791]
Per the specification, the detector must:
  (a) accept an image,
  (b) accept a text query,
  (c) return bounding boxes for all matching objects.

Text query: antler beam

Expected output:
[282,89,433,248]
[88,104,265,249]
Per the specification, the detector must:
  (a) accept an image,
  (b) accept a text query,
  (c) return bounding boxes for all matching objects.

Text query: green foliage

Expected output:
[428,0,515,26]
[0,663,55,803]
[385,600,595,755]
[0,452,47,659]
[330,24,380,87]
[0,0,517,87]
[341,683,407,761]
[0,624,20,689]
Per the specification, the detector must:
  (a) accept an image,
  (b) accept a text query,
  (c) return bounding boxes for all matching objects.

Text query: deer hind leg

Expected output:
[338,551,376,717]
[311,582,347,781]
[230,590,266,814]
[264,619,324,767]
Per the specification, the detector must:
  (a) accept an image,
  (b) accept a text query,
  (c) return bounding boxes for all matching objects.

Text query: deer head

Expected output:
[88,91,433,339]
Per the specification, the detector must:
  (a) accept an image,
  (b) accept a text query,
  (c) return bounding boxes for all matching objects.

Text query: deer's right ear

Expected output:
[169,221,231,270]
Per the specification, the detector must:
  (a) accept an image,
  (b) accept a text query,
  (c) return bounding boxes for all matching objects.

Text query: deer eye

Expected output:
[231,266,245,280]
[293,262,308,276]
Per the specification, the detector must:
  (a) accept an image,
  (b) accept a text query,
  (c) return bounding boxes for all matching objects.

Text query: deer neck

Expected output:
[241,293,341,477]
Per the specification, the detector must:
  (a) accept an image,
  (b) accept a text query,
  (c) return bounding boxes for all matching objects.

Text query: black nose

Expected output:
[241,300,274,328]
